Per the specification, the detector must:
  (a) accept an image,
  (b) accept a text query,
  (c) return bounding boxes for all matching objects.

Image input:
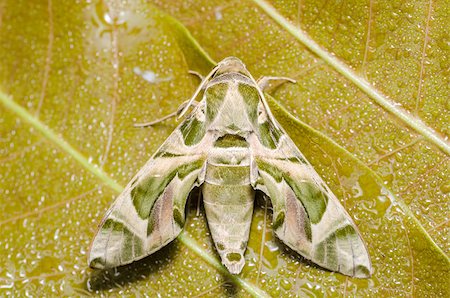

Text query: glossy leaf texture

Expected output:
[0,0,448,297]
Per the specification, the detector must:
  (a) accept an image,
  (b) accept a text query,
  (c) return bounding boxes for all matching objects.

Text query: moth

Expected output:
[88,57,372,278]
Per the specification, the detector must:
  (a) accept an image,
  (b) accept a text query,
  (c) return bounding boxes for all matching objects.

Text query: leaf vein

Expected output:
[36,0,54,116]
[415,0,434,114]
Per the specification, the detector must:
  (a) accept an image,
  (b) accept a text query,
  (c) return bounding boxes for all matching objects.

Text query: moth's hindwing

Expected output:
[88,108,209,269]
[252,118,372,278]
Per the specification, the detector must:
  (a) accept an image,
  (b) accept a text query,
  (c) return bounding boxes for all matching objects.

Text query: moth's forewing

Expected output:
[246,74,371,277]
[88,108,210,269]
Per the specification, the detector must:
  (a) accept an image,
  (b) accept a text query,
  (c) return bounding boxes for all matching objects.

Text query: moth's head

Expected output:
[214,57,250,77]
[201,57,262,132]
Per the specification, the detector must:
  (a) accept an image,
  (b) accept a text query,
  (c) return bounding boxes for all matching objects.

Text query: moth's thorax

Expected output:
[204,72,260,135]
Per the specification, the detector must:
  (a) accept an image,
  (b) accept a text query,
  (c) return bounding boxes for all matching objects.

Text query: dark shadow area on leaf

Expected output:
[221,281,240,296]
[85,240,179,292]
[275,237,334,274]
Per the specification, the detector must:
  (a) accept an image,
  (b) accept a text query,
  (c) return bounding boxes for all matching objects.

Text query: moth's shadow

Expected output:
[85,241,178,292]
[274,237,332,273]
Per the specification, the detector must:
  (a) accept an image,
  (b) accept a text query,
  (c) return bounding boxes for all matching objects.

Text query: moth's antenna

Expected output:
[254,76,296,124]
[177,63,221,119]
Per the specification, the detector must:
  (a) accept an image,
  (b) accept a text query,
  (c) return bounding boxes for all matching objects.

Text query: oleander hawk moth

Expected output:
[88,57,372,278]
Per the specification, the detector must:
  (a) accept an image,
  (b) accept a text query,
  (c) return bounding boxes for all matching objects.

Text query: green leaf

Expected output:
[0,1,448,297]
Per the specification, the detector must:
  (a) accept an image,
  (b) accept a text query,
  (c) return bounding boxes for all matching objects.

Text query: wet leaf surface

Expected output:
[0,0,448,296]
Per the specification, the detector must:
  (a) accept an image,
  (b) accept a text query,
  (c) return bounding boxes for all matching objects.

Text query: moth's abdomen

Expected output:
[202,155,254,274]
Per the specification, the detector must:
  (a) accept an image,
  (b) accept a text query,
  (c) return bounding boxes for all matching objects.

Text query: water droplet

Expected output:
[280,279,292,290]
[265,240,279,252]
[133,67,172,83]
[214,7,223,21]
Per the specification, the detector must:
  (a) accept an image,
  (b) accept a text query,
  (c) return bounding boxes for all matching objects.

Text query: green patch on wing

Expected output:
[180,118,206,146]
[256,159,328,224]
[95,219,144,267]
[205,82,228,122]
[313,225,359,270]
[131,158,204,219]
[238,83,259,122]
[284,156,306,164]
[334,224,358,240]
[272,211,285,230]
[355,265,372,278]
[172,208,185,228]
[154,151,184,158]
[288,181,328,224]
[258,122,278,149]
[257,117,284,150]
[314,235,338,267]
[256,158,284,182]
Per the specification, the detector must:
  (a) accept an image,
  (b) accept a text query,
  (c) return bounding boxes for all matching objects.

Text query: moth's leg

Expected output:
[195,189,202,217]
[134,70,204,127]
[134,100,199,128]
[188,70,204,81]
[257,76,296,91]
